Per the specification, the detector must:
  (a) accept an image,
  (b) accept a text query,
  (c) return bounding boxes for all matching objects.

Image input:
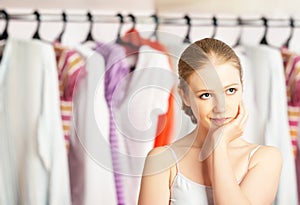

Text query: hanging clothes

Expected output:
[234,46,258,149]
[154,89,175,146]
[149,42,176,148]
[74,45,116,205]
[113,44,177,205]
[298,118,300,205]
[54,44,86,150]
[94,42,131,205]
[299,117,300,152]
[239,45,298,205]
[281,50,300,156]
[54,44,86,205]
[0,38,71,205]
[122,28,176,147]
[162,38,197,140]
[281,48,300,205]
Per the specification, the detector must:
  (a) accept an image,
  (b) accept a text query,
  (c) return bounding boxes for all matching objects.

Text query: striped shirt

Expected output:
[283,52,300,157]
[54,44,86,151]
[95,42,130,205]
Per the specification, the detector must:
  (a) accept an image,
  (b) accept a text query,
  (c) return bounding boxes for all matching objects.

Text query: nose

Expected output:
[212,94,226,114]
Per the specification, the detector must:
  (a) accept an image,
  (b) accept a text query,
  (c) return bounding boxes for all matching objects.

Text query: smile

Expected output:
[210,118,230,125]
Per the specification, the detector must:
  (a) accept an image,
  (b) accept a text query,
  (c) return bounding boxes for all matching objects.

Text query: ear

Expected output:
[177,86,191,107]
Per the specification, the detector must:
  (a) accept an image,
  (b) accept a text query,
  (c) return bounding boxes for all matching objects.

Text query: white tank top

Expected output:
[167,145,261,205]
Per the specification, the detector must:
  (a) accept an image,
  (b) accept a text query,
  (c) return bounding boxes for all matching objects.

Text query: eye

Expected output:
[199,93,211,100]
[226,88,237,95]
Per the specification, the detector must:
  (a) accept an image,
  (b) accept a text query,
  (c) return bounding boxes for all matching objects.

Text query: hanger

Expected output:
[149,14,159,41]
[128,13,136,31]
[0,9,9,41]
[260,17,269,45]
[55,11,67,43]
[81,12,95,43]
[32,10,41,40]
[183,15,191,44]
[122,13,144,47]
[233,17,243,48]
[116,13,124,44]
[115,13,139,49]
[211,16,218,39]
[282,17,295,49]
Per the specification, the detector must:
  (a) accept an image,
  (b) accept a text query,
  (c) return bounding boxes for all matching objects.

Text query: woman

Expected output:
[138,38,282,205]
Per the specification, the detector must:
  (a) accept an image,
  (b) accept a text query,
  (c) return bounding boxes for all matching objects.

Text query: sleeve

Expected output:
[39,45,71,205]
[291,63,300,107]
[63,51,86,101]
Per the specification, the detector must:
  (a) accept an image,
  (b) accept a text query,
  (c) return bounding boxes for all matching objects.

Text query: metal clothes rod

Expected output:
[0,9,299,28]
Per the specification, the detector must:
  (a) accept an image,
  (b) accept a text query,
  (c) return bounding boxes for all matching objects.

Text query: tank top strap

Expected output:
[248,145,261,162]
[165,145,179,173]
[238,145,262,184]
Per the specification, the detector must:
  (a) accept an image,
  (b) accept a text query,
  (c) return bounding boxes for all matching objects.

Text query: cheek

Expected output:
[189,97,200,116]
[226,92,242,114]
[193,99,213,120]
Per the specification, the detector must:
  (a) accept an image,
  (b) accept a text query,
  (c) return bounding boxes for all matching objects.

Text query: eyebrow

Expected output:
[194,83,240,93]
[224,83,240,88]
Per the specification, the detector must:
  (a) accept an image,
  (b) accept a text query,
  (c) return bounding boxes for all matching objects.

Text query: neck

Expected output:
[191,124,245,150]
[191,125,209,148]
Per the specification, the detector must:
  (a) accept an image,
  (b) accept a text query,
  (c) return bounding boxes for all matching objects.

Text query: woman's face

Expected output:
[182,62,243,130]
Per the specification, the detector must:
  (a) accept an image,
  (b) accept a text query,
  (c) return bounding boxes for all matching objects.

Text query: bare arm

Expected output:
[210,144,282,205]
[138,147,172,205]
[206,102,282,205]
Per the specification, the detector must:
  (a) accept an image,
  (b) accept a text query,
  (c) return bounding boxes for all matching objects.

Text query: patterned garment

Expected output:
[54,44,86,151]
[282,50,300,205]
[54,44,87,205]
[282,52,300,157]
[95,42,130,205]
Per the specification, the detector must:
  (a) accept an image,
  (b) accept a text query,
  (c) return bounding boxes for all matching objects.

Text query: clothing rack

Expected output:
[0,9,299,28]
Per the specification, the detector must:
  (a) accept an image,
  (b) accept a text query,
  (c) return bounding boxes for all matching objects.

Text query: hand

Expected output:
[199,101,248,161]
[215,101,248,144]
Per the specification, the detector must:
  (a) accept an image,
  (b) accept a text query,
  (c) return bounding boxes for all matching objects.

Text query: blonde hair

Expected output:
[178,38,243,124]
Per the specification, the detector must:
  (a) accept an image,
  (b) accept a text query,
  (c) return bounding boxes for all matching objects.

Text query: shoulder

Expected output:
[147,136,190,157]
[139,147,174,204]
[143,146,175,176]
[252,145,282,161]
[147,146,170,156]
[249,145,282,170]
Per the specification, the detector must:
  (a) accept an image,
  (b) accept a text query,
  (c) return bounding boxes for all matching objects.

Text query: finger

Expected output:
[233,102,242,120]
[236,101,248,132]
[240,102,248,128]
[234,101,245,124]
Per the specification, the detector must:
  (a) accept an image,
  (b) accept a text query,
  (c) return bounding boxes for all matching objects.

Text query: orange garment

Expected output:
[121,28,175,147]
[154,87,175,147]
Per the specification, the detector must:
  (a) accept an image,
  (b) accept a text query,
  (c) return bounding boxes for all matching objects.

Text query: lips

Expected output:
[210,118,229,125]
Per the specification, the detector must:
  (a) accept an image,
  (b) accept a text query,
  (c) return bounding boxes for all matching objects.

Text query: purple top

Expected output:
[94,42,130,205]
